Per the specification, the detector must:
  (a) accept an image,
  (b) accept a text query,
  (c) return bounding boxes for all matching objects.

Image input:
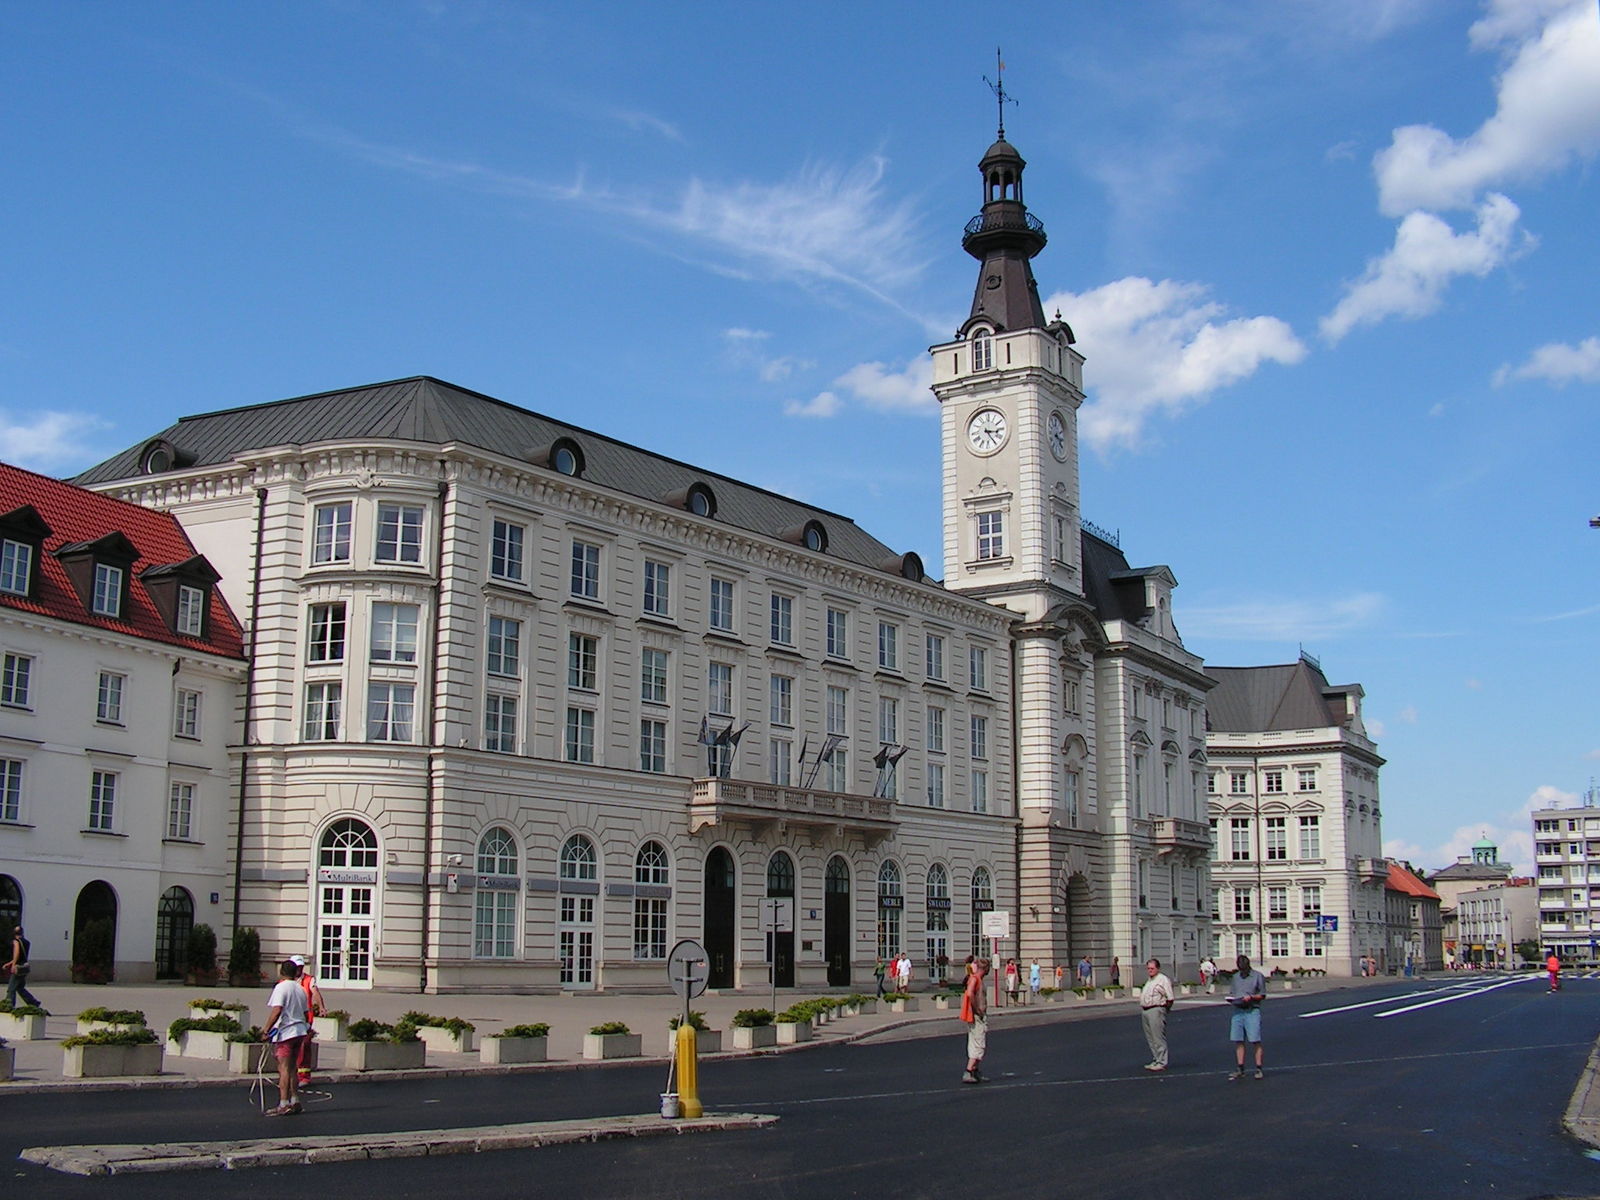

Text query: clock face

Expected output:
[1048,412,1068,461]
[967,409,1008,455]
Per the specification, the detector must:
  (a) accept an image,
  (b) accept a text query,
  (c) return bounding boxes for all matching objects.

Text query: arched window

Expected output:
[560,834,597,881]
[634,841,670,960]
[154,886,194,980]
[925,863,951,982]
[825,857,851,895]
[474,827,519,959]
[320,818,377,870]
[767,851,795,897]
[877,861,903,960]
[558,834,598,987]
[972,328,994,372]
[970,866,994,960]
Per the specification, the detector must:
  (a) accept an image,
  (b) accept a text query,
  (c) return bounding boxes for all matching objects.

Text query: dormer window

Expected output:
[140,554,220,638]
[686,483,716,518]
[92,563,124,617]
[0,539,32,596]
[176,584,205,636]
[0,506,50,601]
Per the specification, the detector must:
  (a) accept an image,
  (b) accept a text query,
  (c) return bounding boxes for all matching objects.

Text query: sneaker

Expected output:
[961,1071,979,1085]
[1228,1070,1244,1081]
[1254,1069,1264,1080]
[1144,1063,1166,1072]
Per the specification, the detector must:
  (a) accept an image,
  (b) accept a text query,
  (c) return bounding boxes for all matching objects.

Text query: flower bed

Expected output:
[402,1010,477,1054]
[76,1007,147,1035]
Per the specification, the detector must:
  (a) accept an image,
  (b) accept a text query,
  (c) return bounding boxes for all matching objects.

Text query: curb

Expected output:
[1563,1037,1600,1148]
[21,1112,780,1175]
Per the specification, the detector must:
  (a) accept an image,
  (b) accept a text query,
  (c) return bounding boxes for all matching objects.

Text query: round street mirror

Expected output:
[667,938,709,1001]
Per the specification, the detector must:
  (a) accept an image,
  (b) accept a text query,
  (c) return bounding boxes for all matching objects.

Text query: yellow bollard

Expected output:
[675,1023,702,1118]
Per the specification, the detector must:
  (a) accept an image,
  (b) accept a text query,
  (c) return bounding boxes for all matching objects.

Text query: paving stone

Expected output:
[108,1155,223,1173]
[305,1145,371,1164]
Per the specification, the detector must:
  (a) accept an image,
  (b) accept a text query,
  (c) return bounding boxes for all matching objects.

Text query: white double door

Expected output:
[317,884,374,989]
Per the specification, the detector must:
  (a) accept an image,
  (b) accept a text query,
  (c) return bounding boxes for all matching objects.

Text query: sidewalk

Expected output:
[2,972,1386,1092]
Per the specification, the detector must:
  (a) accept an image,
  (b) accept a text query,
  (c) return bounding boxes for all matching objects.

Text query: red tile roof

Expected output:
[0,462,244,658]
[1386,862,1440,900]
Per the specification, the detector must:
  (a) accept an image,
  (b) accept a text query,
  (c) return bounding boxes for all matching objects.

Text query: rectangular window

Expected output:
[1230,817,1251,861]
[1064,769,1080,823]
[879,696,899,745]
[303,682,342,740]
[486,616,521,678]
[1053,514,1068,563]
[0,539,32,595]
[1209,819,1219,860]
[971,768,988,814]
[927,761,945,808]
[1297,767,1318,792]
[769,738,792,786]
[770,674,793,726]
[167,781,195,840]
[1229,771,1250,795]
[826,685,849,735]
[370,603,420,663]
[640,718,667,773]
[708,577,735,632]
[490,519,525,582]
[1235,932,1254,959]
[567,633,598,691]
[1303,931,1325,958]
[970,714,988,760]
[173,688,201,739]
[878,621,899,671]
[89,770,116,831]
[375,503,424,564]
[96,671,125,723]
[176,584,205,636]
[564,706,595,763]
[1264,769,1284,794]
[708,663,734,716]
[641,648,669,705]
[634,888,668,961]
[1270,932,1289,958]
[1265,817,1287,861]
[367,683,415,742]
[642,560,671,616]
[0,758,22,822]
[484,694,518,753]
[927,706,946,753]
[1301,886,1322,919]
[1064,674,1080,714]
[1299,816,1322,859]
[826,608,849,658]
[570,540,601,600]
[826,685,849,792]
[976,510,1004,559]
[92,562,123,617]
[307,603,347,663]
[925,633,945,681]
[770,593,793,645]
[969,646,988,691]
[311,502,353,565]
[1234,888,1253,921]
[1208,772,1220,795]
[1268,886,1288,920]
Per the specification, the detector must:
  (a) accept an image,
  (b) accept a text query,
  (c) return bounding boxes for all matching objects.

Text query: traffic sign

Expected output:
[981,910,1011,940]
[666,938,709,1001]
[1316,914,1339,933]
[760,897,794,934]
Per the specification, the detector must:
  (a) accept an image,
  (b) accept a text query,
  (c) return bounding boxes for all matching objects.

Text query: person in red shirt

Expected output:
[289,954,325,1083]
[1547,953,1561,993]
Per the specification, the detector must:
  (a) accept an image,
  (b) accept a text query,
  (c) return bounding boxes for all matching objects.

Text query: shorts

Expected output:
[966,1015,987,1061]
[1229,1008,1262,1043]
[274,1034,308,1061]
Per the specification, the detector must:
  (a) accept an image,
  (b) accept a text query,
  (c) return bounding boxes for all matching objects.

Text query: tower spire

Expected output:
[983,48,1016,140]
[962,60,1047,331]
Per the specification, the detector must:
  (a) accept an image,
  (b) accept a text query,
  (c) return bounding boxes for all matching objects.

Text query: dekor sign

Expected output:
[317,868,379,885]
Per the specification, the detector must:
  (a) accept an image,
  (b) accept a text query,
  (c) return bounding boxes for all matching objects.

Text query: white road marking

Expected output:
[1373,975,1535,1018]
[1299,991,1431,1018]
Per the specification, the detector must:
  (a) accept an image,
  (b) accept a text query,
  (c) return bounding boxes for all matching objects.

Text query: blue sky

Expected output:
[4,1,1597,875]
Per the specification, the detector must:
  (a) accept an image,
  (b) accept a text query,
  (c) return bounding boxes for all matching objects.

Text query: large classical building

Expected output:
[1205,654,1387,976]
[74,122,1210,992]
[0,464,245,982]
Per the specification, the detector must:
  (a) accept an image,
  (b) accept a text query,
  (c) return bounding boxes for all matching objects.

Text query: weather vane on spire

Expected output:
[983,47,1016,139]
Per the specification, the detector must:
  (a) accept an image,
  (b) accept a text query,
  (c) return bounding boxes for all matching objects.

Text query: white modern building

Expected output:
[1455,878,1536,968]
[0,463,245,982]
[1205,654,1386,976]
[75,120,1210,992]
[1533,804,1600,962]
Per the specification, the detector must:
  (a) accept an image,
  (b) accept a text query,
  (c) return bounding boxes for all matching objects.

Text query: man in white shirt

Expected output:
[1139,957,1176,1072]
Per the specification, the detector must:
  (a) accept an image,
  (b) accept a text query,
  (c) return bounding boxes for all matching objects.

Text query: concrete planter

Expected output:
[731,1025,777,1050]
[345,1040,426,1071]
[192,1006,248,1023]
[1276,980,1296,991]
[854,1000,877,1015]
[933,995,955,1010]
[481,1035,547,1065]
[0,1011,47,1040]
[64,1042,163,1078]
[167,1029,232,1060]
[76,1019,143,1035]
[313,1014,348,1041]
[775,1021,812,1044]
[887,998,920,1013]
[226,1041,272,1074]
[416,1025,476,1054]
[582,1032,642,1060]
[0,1044,13,1080]
[1100,988,1126,1001]
[664,1029,722,1056]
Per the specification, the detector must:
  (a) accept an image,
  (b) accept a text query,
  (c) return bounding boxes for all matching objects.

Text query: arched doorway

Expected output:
[970,866,994,961]
[824,857,851,986]
[316,818,378,988]
[558,834,598,989]
[925,863,950,985]
[703,847,736,989]
[766,851,795,989]
[1065,872,1092,963]
[72,880,118,983]
[155,886,194,980]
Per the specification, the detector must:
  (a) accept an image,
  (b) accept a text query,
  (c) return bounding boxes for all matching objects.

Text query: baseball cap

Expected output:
[289,955,307,966]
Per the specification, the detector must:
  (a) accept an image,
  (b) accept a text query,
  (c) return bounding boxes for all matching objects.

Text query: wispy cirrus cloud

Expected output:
[1493,336,1600,387]
[722,329,814,383]
[1181,591,1385,642]
[0,409,111,474]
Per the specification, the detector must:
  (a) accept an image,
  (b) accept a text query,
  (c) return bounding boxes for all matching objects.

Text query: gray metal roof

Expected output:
[1204,660,1346,733]
[73,376,919,578]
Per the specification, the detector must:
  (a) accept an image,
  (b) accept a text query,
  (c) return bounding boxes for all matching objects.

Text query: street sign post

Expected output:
[760,899,794,1009]
[980,911,1011,1005]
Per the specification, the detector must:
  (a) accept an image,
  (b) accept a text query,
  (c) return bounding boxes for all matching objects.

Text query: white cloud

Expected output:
[1428,402,1446,417]
[723,328,770,343]
[1041,278,1305,449]
[0,409,110,473]
[830,358,934,415]
[1320,194,1529,343]
[1493,336,1600,387]
[1181,591,1385,641]
[1465,678,1483,690]
[605,107,683,143]
[1388,783,1577,876]
[1585,748,1600,761]
[1374,1,1600,215]
[783,391,840,419]
[722,329,814,383]
[1398,705,1419,724]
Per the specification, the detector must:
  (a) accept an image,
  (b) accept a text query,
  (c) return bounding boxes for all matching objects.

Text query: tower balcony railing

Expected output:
[962,210,1047,250]
[1355,857,1390,882]
[690,777,898,843]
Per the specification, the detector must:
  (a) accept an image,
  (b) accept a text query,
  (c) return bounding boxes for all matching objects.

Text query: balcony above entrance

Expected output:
[690,779,898,844]
[1153,817,1211,855]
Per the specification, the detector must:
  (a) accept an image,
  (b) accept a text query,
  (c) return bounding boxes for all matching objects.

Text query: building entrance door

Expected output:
[317,884,374,987]
[704,847,736,989]
[825,857,851,987]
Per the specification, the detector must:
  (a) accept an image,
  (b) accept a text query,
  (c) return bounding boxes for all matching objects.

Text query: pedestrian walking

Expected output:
[896,952,912,994]
[263,958,313,1116]
[961,955,990,1084]
[1139,957,1175,1071]
[1548,952,1562,992]
[1029,959,1042,1000]
[290,953,324,1086]
[874,957,888,997]
[1054,963,1064,990]
[1004,958,1020,1005]
[4,924,40,1008]
[1077,955,1093,988]
[1226,953,1267,1080]
[1199,955,1217,989]
[1110,956,1121,987]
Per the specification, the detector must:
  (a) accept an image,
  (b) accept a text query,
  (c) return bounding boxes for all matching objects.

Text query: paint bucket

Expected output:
[660,1092,681,1119]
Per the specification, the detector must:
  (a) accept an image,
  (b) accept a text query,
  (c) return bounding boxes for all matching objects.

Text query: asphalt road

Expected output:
[7,974,1600,1199]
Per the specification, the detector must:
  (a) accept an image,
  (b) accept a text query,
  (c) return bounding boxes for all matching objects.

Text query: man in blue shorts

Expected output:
[1226,953,1267,1080]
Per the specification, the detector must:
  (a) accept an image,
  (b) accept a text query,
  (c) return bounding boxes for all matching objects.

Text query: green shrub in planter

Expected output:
[226,926,261,985]
[0,1000,49,1016]
[402,1011,476,1037]
[229,1025,268,1043]
[62,1028,158,1048]
[588,1021,630,1037]
[668,1011,708,1031]
[188,997,247,1014]
[496,1023,550,1039]
[77,1007,146,1027]
[348,1018,420,1044]
[185,924,218,977]
[731,1008,774,1028]
[167,1014,243,1041]
[321,1008,352,1023]
[73,917,115,983]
